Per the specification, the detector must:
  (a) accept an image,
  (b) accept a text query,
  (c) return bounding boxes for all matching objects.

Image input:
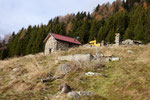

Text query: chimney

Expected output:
[74,37,79,41]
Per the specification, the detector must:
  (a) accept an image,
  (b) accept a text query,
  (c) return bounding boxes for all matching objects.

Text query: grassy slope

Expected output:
[0,45,150,100]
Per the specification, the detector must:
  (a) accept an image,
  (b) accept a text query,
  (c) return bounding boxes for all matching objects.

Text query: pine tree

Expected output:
[122,0,127,9]
[133,8,145,41]
[146,0,150,5]
[95,4,100,12]
[89,20,103,41]
[105,28,115,43]
[79,19,90,43]
[0,49,8,60]
[143,6,150,43]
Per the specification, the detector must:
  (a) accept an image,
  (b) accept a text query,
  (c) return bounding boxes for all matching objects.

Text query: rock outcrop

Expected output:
[58,53,120,63]
[58,63,72,75]
[42,75,65,83]
[67,91,94,100]
[57,83,97,100]
[122,39,142,45]
[58,54,93,62]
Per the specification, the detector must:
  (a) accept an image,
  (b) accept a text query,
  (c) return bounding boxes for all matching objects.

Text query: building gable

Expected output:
[44,33,81,45]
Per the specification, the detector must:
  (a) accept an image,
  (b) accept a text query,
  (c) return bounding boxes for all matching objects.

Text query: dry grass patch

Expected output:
[0,45,150,100]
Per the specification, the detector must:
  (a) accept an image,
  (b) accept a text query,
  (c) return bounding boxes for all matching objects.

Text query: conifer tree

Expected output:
[89,20,103,41]
[146,0,150,5]
[95,4,100,12]
[79,19,90,43]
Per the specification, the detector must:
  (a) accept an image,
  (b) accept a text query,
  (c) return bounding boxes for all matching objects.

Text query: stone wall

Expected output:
[45,37,71,54]
[45,36,57,54]
[58,54,94,62]
[57,41,69,51]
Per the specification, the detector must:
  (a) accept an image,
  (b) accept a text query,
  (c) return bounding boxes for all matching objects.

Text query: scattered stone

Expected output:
[111,57,120,61]
[93,61,105,68]
[56,83,73,99]
[93,53,104,60]
[58,63,72,75]
[55,59,59,64]
[67,91,95,100]
[122,39,142,45]
[58,54,93,62]
[57,83,98,100]
[82,44,92,48]
[12,68,19,72]
[104,57,111,62]
[101,57,120,62]
[42,75,65,83]
[59,83,72,94]
[93,62,105,71]
[58,53,120,63]
[58,55,73,61]
[85,72,102,76]
[127,50,133,53]
[106,44,113,46]
[78,91,94,96]
[67,91,80,100]
[122,39,134,45]
[134,40,142,44]
[104,53,113,57]
[74,54,93,61]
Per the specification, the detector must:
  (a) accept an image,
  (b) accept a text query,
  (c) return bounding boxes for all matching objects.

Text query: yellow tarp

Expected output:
[95,43,100,47]
[89,40,100,47]
[89,40,96,44]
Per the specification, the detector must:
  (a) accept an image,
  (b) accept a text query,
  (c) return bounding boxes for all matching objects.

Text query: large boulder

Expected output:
[111,57,120,61]
[73,54,93,61]
[58,54,93,62]
[58,63,72,75]
[42,75,65,83]
[122,39,134,45]
[93,53,104,60]
[59,83,72,93]
[67,91,95,100]
[57,83,104,100]
[67,91,80,100]
[58,55,73,61]
[122,39,142,45]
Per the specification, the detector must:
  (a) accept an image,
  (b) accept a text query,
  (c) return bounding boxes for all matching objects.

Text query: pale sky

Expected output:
[0,0,115,38]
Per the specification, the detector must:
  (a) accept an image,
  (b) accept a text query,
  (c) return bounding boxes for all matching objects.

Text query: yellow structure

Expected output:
[89,40,96,44]
[89,40,100,47]
[95,43,100,47]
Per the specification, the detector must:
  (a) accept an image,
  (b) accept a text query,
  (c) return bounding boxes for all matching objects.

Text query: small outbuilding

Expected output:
[43,33,81,54]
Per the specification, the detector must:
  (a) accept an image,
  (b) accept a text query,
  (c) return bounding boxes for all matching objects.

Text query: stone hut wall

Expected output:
[45,36,57,54]
[57,40,69,51]
[45,36,79,54]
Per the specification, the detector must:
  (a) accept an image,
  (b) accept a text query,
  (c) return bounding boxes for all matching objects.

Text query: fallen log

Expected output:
[42,74,65,83]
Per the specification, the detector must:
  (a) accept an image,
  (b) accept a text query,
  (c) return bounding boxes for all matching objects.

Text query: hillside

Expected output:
[0,0,150,59]
[0,45,150,100]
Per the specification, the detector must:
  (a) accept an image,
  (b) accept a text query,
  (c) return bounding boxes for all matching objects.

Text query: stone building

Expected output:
[43,33,81,54]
